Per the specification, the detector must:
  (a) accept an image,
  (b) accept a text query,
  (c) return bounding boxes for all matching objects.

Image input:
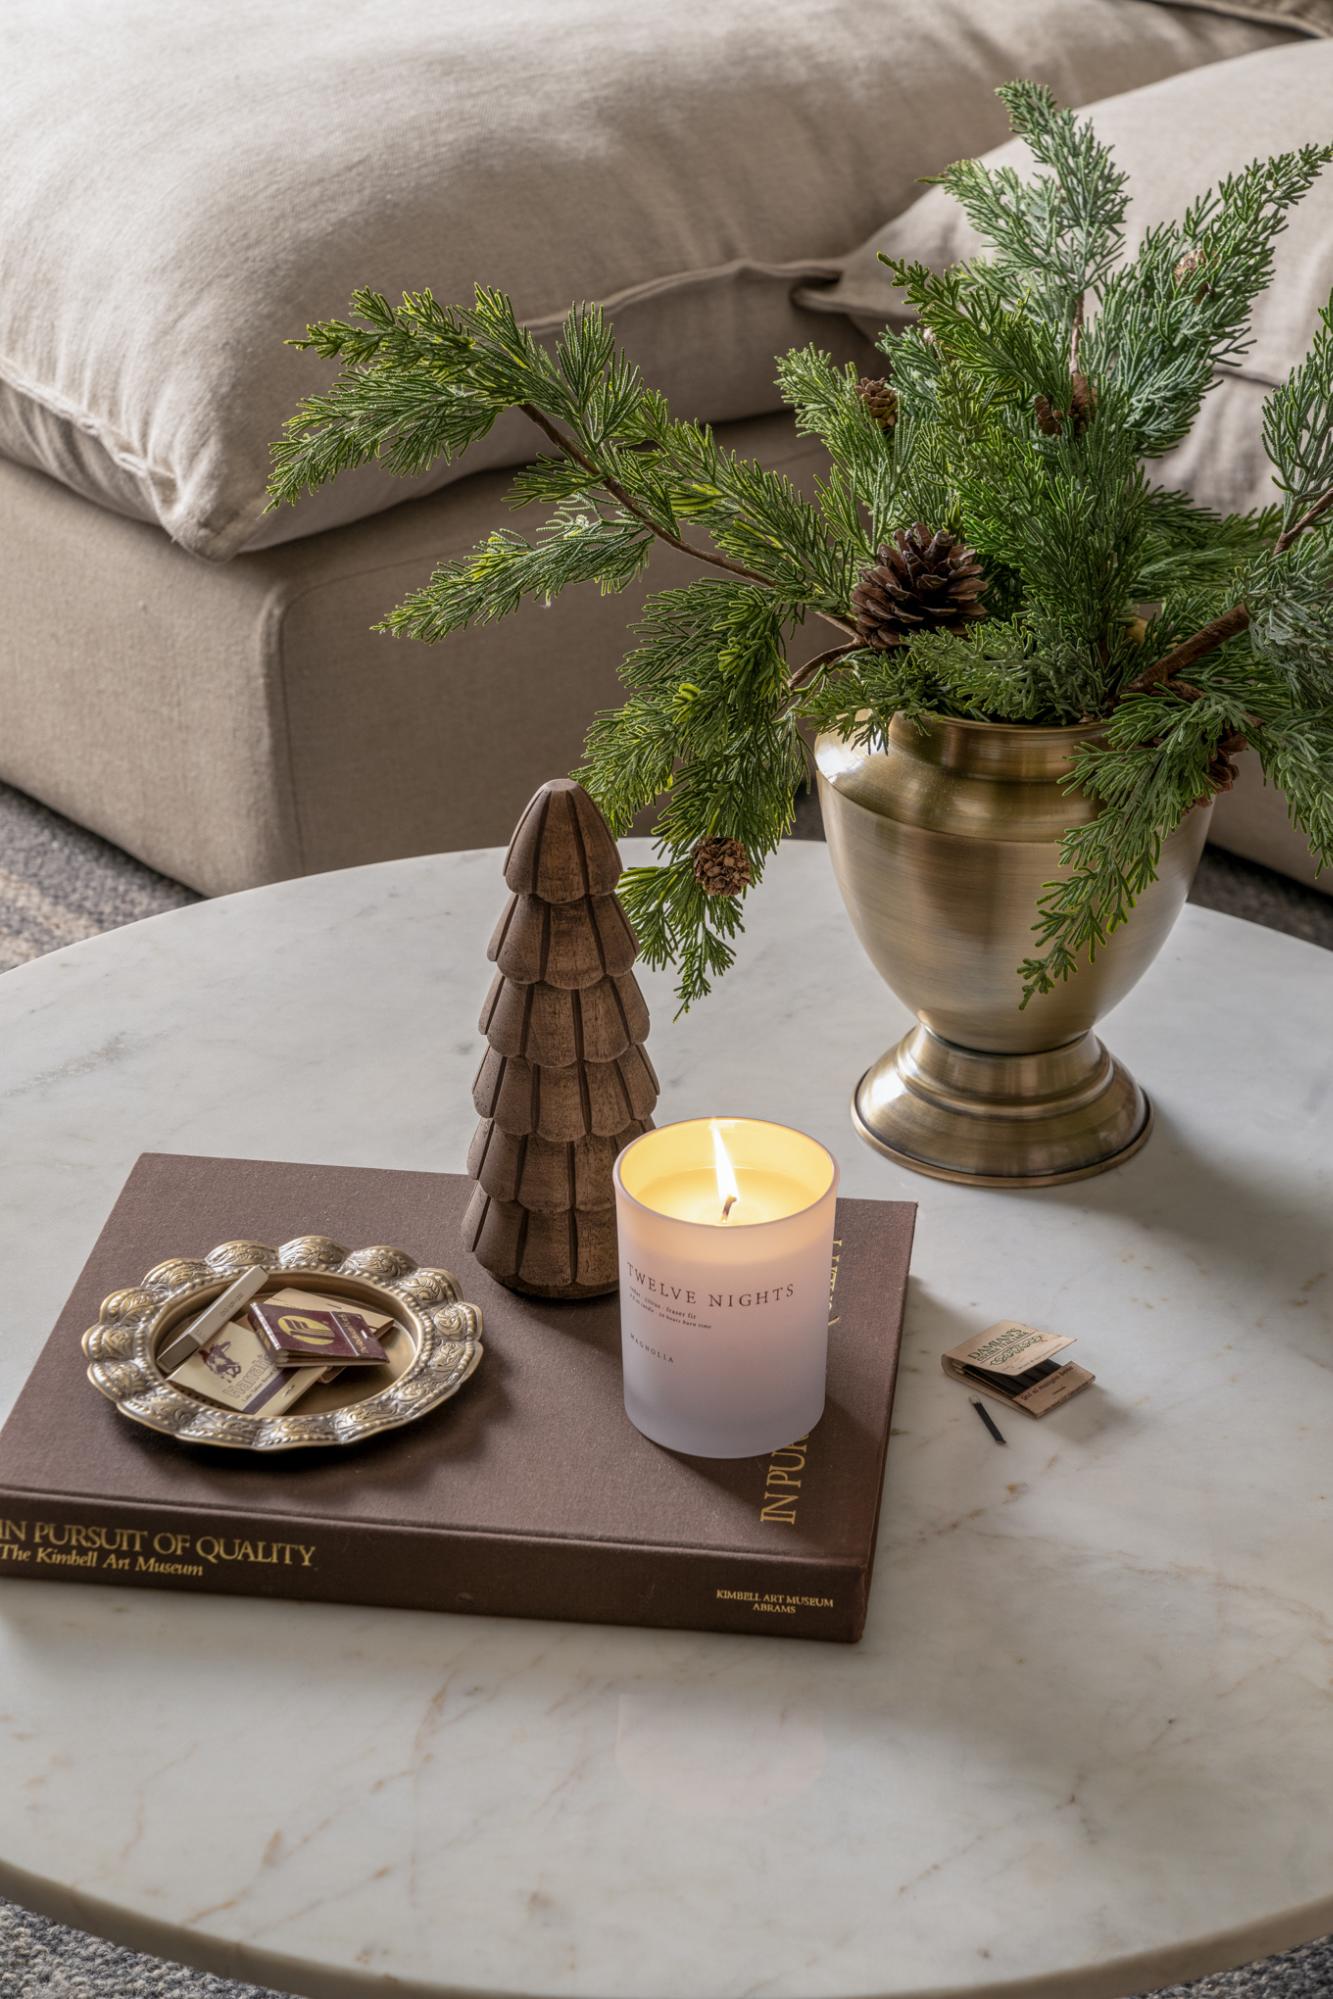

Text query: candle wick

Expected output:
[721,1195,737,1222]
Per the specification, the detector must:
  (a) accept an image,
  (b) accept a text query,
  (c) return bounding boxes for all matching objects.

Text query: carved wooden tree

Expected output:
[463,779,659,1298]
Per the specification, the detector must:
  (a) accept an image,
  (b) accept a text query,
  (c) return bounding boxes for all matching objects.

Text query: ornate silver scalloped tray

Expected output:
[82,1236,484,1452]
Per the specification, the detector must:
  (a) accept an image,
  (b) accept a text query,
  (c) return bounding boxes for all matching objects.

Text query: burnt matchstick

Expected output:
[972,1398,1006,1445]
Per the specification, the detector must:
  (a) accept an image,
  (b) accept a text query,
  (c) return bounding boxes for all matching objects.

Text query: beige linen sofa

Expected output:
[0,0,1327,894]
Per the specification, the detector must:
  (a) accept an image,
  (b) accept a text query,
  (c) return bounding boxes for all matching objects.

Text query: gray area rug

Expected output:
[2,1901,283,1998]
[0,782,195,973]
[1,774,1330,1998]
[4,1896,1333,1999]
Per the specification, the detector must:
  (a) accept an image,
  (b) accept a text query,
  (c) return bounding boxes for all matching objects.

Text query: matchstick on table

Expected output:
[971,1398,1007,1445]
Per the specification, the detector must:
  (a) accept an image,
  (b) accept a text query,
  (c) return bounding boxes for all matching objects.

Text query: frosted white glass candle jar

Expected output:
[613,1118,839,1458]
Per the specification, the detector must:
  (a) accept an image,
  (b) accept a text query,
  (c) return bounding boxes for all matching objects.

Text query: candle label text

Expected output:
[625,1263,797,1315]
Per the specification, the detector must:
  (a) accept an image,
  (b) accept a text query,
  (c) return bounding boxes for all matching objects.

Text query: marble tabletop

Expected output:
[0,841,1330,1999]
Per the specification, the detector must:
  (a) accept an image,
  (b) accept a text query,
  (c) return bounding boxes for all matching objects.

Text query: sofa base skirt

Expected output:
[0,441,1326,899]
[0,416,826,895]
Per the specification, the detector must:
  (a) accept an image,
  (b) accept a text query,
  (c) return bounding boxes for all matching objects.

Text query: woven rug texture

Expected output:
[0,775,1330,1996]
[0,784,195,972]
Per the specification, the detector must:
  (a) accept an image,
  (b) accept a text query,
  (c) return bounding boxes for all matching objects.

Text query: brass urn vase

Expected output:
[816,714,1211,1187]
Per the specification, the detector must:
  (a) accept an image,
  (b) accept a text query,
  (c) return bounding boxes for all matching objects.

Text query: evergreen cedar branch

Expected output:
[267,83,1333,1010]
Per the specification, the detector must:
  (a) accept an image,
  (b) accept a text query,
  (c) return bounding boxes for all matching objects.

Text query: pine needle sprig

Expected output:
[930,81,1129,314]
[799,643,941,746]
[378,510,654,642]
[643,415,859,618]
[1088,146,1333,459]
[1018,691,1229,1003]
[774,345,896,556]
[1263,303,1333,529]
[1134,490,1281,595]
[576,580,806,1006]
[1247,532,1333,708]
[268,89,1333,1009]
[1253,709,1333,868]
[882,259,1072,412]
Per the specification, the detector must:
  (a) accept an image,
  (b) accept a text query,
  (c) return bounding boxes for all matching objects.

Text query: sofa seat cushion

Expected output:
[797,40,1333,515]
[0,1,1294,562]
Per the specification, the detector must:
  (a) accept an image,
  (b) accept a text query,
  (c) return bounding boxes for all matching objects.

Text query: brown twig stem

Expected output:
[1132,603,1254,692]
[1130,480,1333,696]
[1069,292,1085,376]
[787,641,862,697]
[1275,484,1333,554]
[517,402,858,639]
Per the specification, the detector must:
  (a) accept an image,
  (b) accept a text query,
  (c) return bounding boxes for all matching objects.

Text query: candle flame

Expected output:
[711,1121,741,1222]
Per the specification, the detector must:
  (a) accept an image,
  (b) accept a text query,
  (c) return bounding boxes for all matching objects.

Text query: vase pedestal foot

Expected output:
[851,1023,1152,1187]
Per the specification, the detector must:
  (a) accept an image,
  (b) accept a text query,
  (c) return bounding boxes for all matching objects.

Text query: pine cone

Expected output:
[857,377,898,430]
[1174,249,1211,299]
[1034,393,1064,437]
[851,525,988,651]
[692,836,753,898]
[1195,735,1247,804]
[1069,371,1097,436]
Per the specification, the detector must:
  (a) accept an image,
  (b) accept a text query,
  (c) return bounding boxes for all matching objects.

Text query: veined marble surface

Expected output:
[0,842,1330,1999]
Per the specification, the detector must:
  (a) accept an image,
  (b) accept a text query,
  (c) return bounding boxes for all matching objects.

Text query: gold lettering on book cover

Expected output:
[754,1239,842,1527]
[758,1439,808,1525]
[715,1587,835,1616]
[2,1518,318,1579]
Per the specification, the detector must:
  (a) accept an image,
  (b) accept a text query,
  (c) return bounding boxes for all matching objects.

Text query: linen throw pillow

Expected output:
[1146,0,1330,32]
[796,41,1333,516]
[0,0,1295,560]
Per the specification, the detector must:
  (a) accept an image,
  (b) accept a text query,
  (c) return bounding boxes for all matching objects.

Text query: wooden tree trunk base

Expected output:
[502,1275,622,1301]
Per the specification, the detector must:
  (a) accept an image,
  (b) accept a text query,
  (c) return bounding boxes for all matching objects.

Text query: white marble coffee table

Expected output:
[0,842,1330,1999]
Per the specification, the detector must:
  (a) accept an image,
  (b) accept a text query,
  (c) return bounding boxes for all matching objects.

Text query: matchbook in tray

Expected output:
[0,1153,915,1643]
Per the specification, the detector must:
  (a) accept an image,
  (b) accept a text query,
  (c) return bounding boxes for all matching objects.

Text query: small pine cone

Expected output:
[1174,248,1211,299]
[857,376,899,430]
[1204,749,1241,796]
[1069,371,1097,436]
[851,524,988,651]
[1034,393,1064,437]
[692,836,753,898]
[1196,731,1247,803]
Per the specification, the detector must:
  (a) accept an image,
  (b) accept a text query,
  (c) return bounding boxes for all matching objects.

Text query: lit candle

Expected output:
[613,1117,839,1458]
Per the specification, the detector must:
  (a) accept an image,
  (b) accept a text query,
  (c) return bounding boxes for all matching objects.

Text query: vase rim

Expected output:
[913,709,1102,738]
[879,707,1107,782]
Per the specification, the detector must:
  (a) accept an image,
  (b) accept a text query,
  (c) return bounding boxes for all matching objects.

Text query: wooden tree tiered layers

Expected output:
[463,779,658,1298]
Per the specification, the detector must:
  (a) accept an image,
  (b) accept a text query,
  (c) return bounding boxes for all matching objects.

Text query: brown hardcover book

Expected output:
[0,1154,914,1643]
